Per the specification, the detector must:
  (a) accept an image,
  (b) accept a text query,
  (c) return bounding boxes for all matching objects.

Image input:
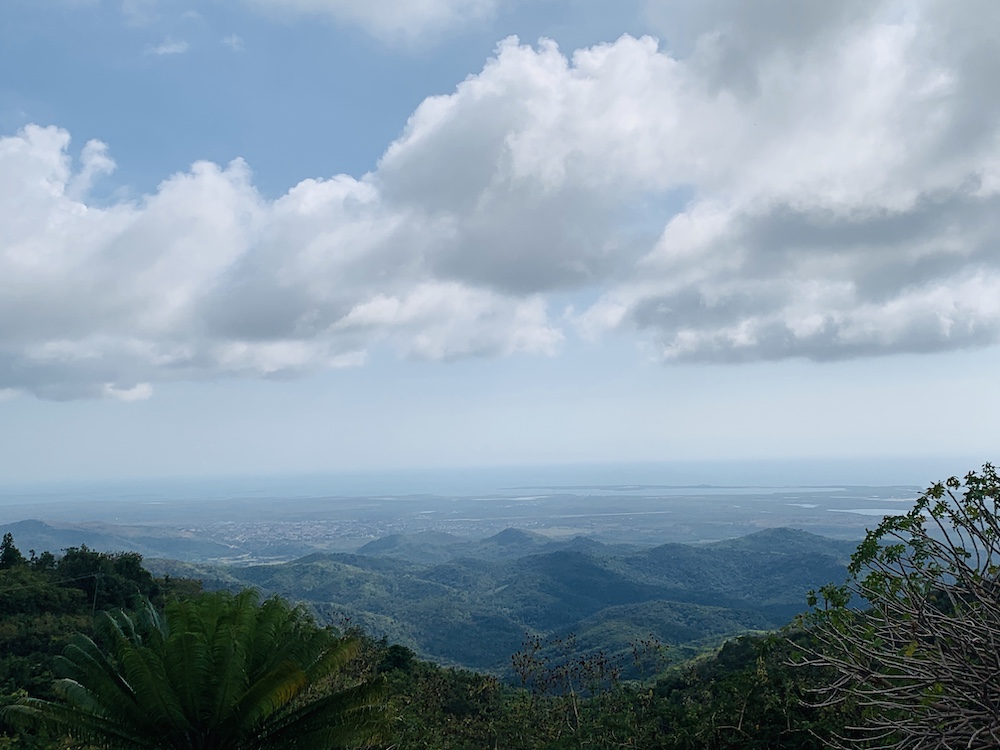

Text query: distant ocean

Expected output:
[0,456,974,508]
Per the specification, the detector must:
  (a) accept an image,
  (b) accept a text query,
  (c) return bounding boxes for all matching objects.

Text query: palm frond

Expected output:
[253,678,388,750]
[4,589,387,750]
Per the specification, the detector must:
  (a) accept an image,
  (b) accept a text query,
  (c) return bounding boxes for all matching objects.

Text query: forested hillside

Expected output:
[0,535,200,726]
[0,527,851,750]
[148,527,857,672]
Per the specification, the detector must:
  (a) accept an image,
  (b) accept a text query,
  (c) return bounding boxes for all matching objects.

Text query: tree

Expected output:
[0,534,25,570]
[649,633,848,750]
[54,546,160,612]
[2,589,385,750]
[804,464,1000,749]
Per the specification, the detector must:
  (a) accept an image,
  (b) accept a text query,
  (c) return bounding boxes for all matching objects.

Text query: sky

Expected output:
[1,0,999,484]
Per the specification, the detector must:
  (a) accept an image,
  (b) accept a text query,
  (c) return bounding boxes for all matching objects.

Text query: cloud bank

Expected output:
[4,0,1000,398]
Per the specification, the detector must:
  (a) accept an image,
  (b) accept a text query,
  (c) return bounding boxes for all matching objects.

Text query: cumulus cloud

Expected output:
[0,125,561,398]
[221,34,245,51]
[147,37,190,55]
[4,0,1000,398]
[580,0,1000,361]
[240,0,500,42]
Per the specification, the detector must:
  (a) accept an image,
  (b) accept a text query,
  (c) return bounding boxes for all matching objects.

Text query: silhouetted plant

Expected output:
[3,589,386,750]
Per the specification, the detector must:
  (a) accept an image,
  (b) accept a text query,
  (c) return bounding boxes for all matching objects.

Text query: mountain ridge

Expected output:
[148,526,857,673]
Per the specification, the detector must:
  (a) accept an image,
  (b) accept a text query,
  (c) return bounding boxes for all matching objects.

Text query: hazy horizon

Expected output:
[0,454,974,503]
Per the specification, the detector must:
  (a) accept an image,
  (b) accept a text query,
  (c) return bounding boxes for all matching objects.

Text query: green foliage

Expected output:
[3,589,386,750]
[0,537,206,750]
[53,545,160,613]
[0,536,25,571]
[169,528,852,674]
[369,630,842,750]
[0,537,197,696]
[0,528,869,750]
[650,632,848,750]
[804,464,1000,749]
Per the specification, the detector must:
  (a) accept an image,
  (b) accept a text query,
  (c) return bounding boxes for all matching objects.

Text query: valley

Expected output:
[0,480,915,675]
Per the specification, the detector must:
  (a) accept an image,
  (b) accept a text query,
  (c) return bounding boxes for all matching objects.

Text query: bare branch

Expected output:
[801,465,1000,750]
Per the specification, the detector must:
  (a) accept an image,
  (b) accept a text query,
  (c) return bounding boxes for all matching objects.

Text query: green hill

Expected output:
[148,527,855,673]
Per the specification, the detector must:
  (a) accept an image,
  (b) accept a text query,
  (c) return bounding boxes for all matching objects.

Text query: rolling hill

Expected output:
[148,527,857,673]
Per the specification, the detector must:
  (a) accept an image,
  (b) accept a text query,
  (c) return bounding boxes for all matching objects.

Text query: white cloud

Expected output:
[4,0,1000,398]
[103,382,153,401]
[68,139,116,199]
[221,34,244,51]
[0,125,562,398]
[147,37,190,55]
[240,0,500,42]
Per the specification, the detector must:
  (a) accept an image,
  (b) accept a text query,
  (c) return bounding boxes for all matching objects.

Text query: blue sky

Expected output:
[1,0,999,483]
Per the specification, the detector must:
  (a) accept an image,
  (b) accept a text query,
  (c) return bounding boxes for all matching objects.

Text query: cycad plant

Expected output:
[2,589,385,750]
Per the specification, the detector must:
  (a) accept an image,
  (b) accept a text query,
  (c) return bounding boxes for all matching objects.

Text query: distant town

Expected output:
[0,483,919,566]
